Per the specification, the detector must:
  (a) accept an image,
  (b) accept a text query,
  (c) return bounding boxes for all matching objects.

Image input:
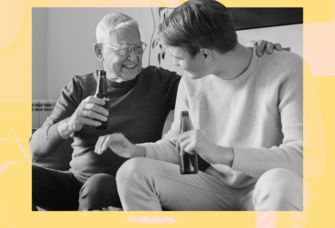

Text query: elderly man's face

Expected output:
[102,26,142,82]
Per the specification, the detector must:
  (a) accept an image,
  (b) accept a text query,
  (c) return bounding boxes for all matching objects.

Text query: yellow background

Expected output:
[0,0,334,227]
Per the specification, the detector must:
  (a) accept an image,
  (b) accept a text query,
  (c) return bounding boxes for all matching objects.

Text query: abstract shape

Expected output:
[0,0,26,50]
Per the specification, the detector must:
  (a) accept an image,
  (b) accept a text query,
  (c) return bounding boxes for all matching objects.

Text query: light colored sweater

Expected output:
[141,47,303,188]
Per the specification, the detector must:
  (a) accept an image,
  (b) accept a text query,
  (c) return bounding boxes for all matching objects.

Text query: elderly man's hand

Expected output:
[57,96,109,139]
[94,133,146,158]
[69,96,109,132]
[247,40,291,57]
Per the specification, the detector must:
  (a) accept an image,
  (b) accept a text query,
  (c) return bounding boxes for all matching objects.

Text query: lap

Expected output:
[79,173,122,210]
[118,158,239,211]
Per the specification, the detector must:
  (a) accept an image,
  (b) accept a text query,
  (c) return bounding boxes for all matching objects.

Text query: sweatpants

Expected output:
[116,158,312,228]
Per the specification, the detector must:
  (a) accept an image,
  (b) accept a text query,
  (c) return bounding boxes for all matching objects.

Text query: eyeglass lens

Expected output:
[118,43,146,56]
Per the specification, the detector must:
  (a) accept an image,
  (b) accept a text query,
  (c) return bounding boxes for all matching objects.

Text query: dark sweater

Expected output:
[30,66,180,183]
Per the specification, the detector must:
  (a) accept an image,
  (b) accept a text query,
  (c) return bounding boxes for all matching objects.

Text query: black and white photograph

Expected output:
[3,0,328,227]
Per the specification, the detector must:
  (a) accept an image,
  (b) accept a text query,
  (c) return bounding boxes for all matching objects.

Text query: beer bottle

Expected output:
[94,70,110,130]
[179,111,198,174]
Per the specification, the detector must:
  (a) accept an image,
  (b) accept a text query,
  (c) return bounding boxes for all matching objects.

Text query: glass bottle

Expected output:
[94,70,110,130]
[179,111,198,174]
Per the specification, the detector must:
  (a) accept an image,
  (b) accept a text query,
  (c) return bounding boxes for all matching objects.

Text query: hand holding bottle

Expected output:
[57,70,109,139]
[67,96,109,132]
[57,96,109,139]
[178,129,234,168]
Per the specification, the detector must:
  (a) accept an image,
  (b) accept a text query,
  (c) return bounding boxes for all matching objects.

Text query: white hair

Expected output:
[96,12,139,43]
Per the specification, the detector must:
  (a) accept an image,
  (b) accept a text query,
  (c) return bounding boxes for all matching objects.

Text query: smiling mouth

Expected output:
[122,64,137,69]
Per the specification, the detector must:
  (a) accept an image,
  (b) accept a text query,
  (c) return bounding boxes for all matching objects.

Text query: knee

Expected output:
[80,173,117,196]
[79,173,120,211]
[257,168,302,194]
[116,157,151,186]
[255,168,303,210]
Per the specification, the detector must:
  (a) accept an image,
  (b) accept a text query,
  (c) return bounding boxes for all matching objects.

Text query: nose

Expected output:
[173,57,180,66]
[127,48,138,61]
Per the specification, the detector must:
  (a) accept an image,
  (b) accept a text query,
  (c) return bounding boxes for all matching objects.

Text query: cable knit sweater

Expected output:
[141,47,303,188]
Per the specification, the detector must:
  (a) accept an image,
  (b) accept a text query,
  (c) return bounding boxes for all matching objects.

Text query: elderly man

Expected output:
[29,12,281,211]
[96,0,305,217]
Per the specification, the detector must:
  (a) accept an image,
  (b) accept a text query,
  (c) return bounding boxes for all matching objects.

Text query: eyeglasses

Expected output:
[100,42,147,56]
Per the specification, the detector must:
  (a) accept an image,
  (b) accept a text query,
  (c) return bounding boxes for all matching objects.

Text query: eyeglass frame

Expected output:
[99,42,147,56]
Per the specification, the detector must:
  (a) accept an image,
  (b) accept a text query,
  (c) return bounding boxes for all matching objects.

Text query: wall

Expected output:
[33,8,156,100]
[32,8,302,100]
[160,24,303,76]
[237,24,302,57]
[32,8,48,100]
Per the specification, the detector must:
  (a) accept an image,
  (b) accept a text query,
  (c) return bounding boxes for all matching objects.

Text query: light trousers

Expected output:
[116,158,311,227]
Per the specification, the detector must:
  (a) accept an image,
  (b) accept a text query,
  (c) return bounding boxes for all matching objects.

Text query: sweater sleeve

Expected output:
[232,57,305,178]
[154,67,181,110]
[29,76,83,157]
[139,75,188,164]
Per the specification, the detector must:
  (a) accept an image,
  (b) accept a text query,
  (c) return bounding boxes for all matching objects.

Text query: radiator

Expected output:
[32,100,56,129]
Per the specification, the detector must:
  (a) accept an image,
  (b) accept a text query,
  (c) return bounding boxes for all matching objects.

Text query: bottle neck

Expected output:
[96,71,108,98]
[180,115,190,133]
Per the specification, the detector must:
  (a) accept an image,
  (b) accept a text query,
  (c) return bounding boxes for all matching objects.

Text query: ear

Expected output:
[200,48,211,63]
[93,43,104,62]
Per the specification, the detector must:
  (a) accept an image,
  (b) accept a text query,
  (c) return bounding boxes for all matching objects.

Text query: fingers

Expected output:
[178,130,198,155]
[102,136,124,155]
[94,133,127,156]
[81,100,109,122]
[84,102,109,116]
[255,40,266,57]
[274,43,282,51]
[81,116,102,128]
[74,96,109,129]
[95,135,108,154]
[265,42,274,54]
[179,136,196,155]
[272,43,291,52]
[84,96,108,106]
[245,40,257,48]
[273,43,291,52]
[81,107,108,123]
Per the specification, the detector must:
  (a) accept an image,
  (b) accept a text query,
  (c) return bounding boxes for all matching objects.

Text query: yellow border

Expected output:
[0,0,334,227]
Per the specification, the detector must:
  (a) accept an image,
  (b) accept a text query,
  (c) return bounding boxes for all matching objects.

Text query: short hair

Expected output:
[96,12,139,43]
[158,0,237,57]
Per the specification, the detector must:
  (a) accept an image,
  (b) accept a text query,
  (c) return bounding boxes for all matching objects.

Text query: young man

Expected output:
[95,0,304,214]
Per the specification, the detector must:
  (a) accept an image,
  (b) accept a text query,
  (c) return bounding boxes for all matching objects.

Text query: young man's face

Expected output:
[168,46,208,79]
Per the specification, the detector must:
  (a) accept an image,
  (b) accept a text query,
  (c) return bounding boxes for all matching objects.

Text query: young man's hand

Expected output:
[94,133,145,158]
[177,129,234,167]
[247,40,291,57]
